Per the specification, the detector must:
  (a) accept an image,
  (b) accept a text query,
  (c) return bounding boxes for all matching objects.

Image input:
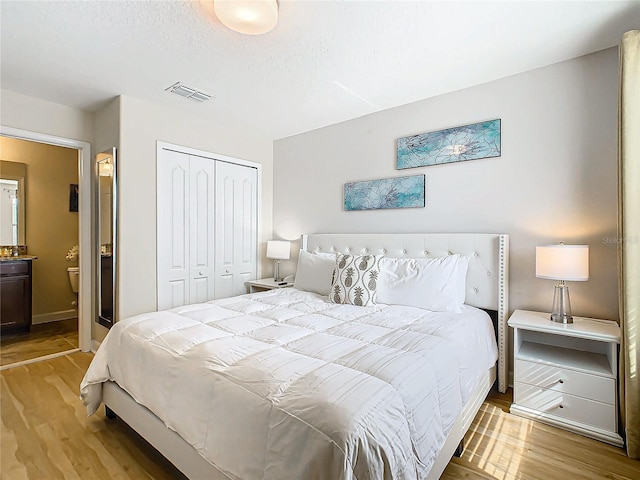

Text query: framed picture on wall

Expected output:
[344,174,425,211]
[396,119,501,169]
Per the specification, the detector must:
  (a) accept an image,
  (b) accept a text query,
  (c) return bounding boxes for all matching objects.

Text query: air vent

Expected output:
[165,82,212,103]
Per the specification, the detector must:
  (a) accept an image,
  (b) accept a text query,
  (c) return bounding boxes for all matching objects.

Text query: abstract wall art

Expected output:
[344,174,425,211]
[397,119,501,169]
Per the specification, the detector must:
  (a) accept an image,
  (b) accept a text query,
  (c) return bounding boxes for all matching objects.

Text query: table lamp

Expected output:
[266,240,290,282]
[536,243,589,324]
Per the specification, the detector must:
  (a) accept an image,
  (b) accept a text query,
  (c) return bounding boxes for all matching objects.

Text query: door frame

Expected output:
[156,141,263,305]
[0,126,92,352]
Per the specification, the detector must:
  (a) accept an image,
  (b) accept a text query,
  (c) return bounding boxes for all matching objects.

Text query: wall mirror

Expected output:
[0,160,26,246]
[96,148,117,328]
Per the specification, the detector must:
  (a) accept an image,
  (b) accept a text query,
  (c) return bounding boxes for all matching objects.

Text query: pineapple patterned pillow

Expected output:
[330,254,383,306]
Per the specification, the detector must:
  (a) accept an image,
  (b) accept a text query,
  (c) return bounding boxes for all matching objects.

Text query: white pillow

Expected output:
[455,255,470,305]
[376,255,468,312]
[293,250,336,296]
[311,251,337,260]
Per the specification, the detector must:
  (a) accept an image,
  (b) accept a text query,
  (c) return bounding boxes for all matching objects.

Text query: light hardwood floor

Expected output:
[0,319,78,367]
[1,352,639,480]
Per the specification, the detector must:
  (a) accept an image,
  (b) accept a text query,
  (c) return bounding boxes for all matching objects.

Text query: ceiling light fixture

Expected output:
[214,0,278,35]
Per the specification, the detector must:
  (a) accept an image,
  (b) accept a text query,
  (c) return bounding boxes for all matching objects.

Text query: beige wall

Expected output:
[117,95,274,320]
[0,90,94,144]
[274,47,620,323]
[0,137,79,322]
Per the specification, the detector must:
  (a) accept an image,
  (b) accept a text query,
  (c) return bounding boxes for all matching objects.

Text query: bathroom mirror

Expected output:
[0,161,26,246]
[96,148,116,328]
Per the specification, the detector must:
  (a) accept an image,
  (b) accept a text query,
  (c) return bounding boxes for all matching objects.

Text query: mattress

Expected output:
[81,288,498,480]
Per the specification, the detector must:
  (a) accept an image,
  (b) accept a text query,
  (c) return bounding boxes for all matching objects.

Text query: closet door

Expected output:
[158,143,259,309]
[157,149,190,310]
[214,161,258,298]
[188,156,215,304]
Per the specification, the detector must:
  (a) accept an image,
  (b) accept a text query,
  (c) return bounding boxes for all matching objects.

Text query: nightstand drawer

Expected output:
[515,382,616,432]
[515,359,615,405]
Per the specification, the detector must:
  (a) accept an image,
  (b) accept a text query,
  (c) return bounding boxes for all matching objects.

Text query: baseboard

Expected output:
[32,309,78,325]
[0,348,80,371]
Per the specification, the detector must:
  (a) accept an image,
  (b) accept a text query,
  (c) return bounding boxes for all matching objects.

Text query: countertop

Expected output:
[0,255,38,261]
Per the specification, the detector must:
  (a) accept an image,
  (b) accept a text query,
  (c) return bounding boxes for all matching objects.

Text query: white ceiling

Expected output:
[1,1,639,140]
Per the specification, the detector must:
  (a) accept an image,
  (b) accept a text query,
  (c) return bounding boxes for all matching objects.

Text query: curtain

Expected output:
[618,29,640,460]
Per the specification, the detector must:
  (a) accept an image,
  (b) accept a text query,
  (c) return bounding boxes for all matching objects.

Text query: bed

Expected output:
[81,233,509,480]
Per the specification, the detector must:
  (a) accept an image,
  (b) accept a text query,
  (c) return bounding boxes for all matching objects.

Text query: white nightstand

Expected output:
[508,309,623,447]
[245,278,293,293]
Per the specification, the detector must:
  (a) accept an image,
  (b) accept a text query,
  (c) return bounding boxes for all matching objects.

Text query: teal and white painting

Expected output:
[344,174,425,211]
[397,119,501,169]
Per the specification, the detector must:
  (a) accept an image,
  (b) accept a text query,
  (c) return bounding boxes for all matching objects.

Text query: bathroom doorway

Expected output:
[0,127,92,368]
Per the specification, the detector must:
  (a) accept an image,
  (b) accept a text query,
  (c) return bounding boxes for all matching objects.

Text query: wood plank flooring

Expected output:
[1,351,639,479]
[442,391,640,480]
[1,352,185,480]
[0,319,78,367]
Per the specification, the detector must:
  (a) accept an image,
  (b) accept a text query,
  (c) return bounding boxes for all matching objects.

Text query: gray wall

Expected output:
[274,47,619,322]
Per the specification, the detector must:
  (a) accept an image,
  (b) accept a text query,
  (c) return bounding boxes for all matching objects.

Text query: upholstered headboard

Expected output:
[301,233,510,393]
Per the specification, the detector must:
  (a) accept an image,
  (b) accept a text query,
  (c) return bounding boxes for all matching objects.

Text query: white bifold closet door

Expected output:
[157,148,257,310]
[214,161,258,299]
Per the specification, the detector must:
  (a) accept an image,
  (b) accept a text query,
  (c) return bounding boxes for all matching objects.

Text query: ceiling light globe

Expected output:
[214,0,278,35]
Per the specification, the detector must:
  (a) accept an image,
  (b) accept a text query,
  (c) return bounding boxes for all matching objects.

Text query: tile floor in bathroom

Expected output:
[0,318,78,367]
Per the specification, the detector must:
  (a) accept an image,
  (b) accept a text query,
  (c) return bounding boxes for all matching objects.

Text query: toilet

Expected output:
[67,266,80,293]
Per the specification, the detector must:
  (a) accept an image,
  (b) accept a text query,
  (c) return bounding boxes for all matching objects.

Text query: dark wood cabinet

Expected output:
[0,260,32,333]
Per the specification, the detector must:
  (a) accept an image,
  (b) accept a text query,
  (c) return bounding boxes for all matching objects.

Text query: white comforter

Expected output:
[81,288,497,480]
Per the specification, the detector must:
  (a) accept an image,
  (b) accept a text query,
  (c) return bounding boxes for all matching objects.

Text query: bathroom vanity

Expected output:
[0,257,35,333]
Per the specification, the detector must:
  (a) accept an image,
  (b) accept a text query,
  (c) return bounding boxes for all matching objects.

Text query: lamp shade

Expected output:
[536,244,589,281]
[266,240,290,260]
[214,0,278,35]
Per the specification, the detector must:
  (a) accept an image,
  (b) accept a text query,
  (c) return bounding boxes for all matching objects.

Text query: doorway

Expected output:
[0,126,92,367]
[0,137,80,366]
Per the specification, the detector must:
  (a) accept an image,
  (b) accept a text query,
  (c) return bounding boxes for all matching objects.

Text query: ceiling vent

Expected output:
[165,82,212,103]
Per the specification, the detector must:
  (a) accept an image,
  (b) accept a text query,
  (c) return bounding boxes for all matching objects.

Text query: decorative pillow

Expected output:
[293,250,336,296]
[330,254,383,306]
[376,255,468,312]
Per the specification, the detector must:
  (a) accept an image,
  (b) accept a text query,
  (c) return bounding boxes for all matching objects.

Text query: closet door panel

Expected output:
[157,149,190,310]
[214,161,257,298]
[189,156,215,303]
[214,273,234,300]
[238,176,257,272]
[169,280,187,309]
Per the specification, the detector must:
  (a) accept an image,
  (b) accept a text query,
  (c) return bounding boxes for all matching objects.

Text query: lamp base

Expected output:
[550,313,574,324]
[273,260,283,283]
[550,283,573,324]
